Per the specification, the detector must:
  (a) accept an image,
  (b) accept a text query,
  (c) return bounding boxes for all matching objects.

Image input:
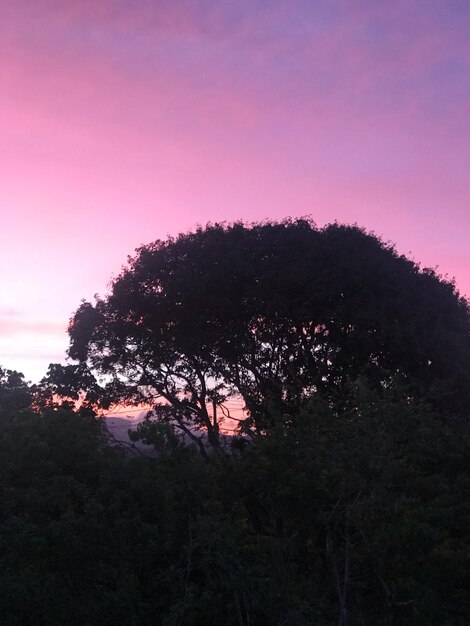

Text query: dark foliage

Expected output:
[0,379,468,624]
[61,220,470,447]
[2,220,469,623]
[0,367,32,416]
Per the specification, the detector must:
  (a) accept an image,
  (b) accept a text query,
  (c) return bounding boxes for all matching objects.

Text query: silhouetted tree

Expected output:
[0,366,31,416]
[61,219,470,447]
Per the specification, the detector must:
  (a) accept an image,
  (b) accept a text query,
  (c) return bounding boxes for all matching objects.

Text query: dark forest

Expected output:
[1,221,469,625]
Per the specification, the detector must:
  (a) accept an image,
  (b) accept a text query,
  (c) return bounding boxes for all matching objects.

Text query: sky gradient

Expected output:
[1,0,469,382]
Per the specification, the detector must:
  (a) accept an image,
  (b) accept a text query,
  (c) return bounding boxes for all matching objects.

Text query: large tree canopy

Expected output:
[64,219,470,449]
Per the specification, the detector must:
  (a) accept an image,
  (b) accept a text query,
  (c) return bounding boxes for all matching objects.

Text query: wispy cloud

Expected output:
[0,318,66,337]
[0,314,68,381]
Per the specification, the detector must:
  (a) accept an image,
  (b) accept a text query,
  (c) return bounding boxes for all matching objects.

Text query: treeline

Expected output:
[0,372,469,624]
[1,220,470,624]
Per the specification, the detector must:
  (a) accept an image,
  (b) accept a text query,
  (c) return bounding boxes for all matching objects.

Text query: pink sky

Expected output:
[1,0,469,382]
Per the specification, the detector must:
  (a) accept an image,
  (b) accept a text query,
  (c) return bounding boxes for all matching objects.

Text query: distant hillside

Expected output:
[104,416,157,458]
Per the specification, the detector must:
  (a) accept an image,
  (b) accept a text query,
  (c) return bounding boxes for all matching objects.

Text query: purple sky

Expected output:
[1,0,469,381]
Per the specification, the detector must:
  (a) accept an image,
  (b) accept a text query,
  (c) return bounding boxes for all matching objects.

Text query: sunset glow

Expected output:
[1,0,469,381]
